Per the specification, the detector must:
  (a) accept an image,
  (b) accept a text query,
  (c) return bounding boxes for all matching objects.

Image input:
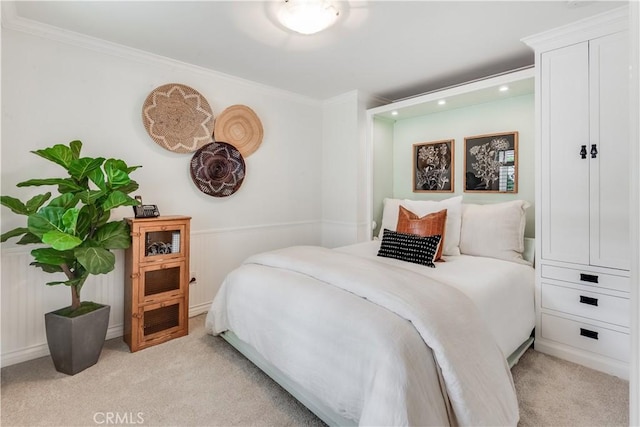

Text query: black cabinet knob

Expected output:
[580,145,587,159]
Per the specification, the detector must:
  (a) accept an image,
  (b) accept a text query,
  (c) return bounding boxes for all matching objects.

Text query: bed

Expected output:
[205,197,535,426]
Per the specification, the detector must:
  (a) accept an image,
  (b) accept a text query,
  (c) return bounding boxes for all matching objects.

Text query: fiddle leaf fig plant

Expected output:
[1,140,141,315]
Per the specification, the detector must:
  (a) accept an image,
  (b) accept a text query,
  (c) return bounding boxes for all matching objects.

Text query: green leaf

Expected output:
[30,262,64,274]
[27,207,65,238]
[126,165,142,174]
[1,227,29,243]
[101,191,137,211]
[75,246,115,274]
[87,167,106,190]
[25,193,52,214]
[31,144,75,169]
[96,210,111,228]
[0,196,28,215]
[17,232,42,245]
[44,276,86,287]
[31,247,75,266]
[95,221,131,249]
[78,189,106,205]
[16,178,83,194]
[104,159,130,187]
[116,180,139,196]
[48,193,79,210]
[57,179,85,194]
[61,208,80,234]
[68,157,105,181]
[76,205,97,237]
[44,280,71,286]
[17,178,66,187]
[42,230,83,250]
[69,140,82,159]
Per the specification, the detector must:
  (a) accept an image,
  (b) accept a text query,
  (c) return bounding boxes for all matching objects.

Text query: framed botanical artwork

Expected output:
[464,131,518,193]
[413,139,454,192]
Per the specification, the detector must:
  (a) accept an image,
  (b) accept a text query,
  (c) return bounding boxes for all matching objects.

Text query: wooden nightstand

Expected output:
[124,216,191,352]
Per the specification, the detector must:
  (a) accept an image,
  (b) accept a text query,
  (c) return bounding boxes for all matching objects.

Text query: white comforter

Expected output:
[337,241,535,358]
[207,246,521,426]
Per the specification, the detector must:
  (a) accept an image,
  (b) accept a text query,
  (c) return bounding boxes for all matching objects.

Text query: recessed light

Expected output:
[438,100,446,106]
[391,111,398,116]
[499,85,509,92]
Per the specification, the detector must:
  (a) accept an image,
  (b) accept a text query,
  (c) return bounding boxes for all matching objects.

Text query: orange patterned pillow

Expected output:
[396,206,447,261]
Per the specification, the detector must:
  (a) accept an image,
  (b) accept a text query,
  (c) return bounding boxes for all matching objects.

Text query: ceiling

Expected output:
[6,1,626,102]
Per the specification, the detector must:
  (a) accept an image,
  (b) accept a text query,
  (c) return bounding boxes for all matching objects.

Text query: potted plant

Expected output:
[1,140,140,375]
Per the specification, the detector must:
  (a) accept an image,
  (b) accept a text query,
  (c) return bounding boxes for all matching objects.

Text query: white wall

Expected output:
[383,94,535,237]
[0,24,324,366]
[320,91,379,247]
[372,117,394,234]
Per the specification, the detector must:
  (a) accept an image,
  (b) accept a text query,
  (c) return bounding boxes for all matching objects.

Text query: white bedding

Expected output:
[337,241,535,357]
[206,243,533,426]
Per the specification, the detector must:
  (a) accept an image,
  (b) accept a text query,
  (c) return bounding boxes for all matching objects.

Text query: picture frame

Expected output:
[412,139,454,192]
[464,131,518,193]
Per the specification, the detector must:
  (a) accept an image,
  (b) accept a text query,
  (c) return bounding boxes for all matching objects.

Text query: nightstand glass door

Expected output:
[140,224,187,262]
[139,261,184,304]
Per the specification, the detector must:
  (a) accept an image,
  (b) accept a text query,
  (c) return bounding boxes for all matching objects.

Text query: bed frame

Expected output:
[221,237,536,427]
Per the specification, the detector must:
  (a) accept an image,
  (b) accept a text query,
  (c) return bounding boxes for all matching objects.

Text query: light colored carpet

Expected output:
[1,314,629,426]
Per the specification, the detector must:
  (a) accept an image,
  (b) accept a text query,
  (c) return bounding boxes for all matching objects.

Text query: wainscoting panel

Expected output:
[1,221,321,367]
[0,250,126,368]
[321,220,371,248]
[189,221,321,316]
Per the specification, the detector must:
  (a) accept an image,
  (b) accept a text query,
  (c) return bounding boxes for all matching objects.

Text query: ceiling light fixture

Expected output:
[277,0,340,35]
[438,100,446,105]
[391,111,398,116]
[499,85,510,92]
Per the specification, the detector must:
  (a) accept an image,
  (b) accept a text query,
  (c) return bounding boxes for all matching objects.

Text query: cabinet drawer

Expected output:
[541,283,629,327]
[540,313,629,362]
[541,265,629,292]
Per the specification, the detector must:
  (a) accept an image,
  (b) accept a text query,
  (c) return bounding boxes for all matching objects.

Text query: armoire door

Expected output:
[588,30,630,271]
[540,42,590,265]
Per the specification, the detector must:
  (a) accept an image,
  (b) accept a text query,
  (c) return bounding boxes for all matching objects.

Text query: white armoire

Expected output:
[524,7,630,378]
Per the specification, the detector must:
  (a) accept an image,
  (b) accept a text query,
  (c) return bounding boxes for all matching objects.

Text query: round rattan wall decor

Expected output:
[190,142,246,197]
[214,105,263,157]
[142,83,214,153]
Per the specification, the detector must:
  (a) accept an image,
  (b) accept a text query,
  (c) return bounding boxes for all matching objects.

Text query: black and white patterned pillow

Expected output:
[377,229,441,268]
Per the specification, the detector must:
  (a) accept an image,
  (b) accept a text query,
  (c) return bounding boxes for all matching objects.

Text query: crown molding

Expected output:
[522,5,629,52]
[0,3,322,107]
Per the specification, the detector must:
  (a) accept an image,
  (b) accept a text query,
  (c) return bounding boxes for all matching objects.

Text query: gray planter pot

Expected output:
[44,304,110,375]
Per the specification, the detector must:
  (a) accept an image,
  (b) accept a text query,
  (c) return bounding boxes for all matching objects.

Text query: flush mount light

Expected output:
[391,111,399,116]
[438,100,446,105]
[499,85,510,92]
[277,0,340,35]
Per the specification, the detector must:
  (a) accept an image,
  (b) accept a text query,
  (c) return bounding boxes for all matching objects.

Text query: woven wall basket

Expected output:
[142,83,214,153]
[214,105,263,157]
[190,142,246,197]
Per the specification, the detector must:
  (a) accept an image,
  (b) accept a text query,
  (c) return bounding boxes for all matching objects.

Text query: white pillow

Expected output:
[378,198,403,239]
[378,196,463,256]
[459,200,530,264]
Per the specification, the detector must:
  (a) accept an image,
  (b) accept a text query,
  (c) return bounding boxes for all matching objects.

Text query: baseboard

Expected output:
[1,343,52,368]
[1,305,209,368]
[189,302,211,317]
[1,323,124,368]
[534,338,629,379]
